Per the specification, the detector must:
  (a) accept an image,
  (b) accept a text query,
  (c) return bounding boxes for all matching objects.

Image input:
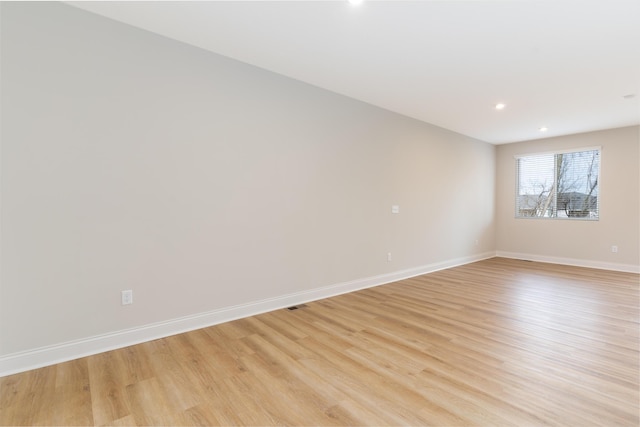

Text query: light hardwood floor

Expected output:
[1,257,638,426]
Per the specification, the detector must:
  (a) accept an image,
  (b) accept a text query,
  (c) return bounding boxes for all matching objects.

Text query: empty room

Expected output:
[1,1,638,426]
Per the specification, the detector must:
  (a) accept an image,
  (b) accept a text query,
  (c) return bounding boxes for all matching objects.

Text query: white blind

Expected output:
[515,148,600,219]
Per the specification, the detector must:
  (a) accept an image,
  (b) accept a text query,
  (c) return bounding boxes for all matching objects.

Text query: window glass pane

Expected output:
[515,149,599,220]
[557,150,599,218]
[517,153,555,217]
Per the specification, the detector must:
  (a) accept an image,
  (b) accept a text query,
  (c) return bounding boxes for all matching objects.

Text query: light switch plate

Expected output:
[121,290,133,305]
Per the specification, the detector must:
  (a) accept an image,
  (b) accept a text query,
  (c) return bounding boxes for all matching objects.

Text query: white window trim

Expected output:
[514,146,601,221]
[514,146,602,159]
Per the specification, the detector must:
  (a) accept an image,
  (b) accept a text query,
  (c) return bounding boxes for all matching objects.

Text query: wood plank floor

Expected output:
[1,257,638,426]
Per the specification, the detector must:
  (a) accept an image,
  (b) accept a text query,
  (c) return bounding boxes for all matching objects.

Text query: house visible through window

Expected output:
[516,147,600,219]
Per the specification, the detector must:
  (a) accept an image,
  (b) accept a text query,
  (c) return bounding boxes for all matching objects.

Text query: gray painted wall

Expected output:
[1,2,495,358]
[496,126,640,269]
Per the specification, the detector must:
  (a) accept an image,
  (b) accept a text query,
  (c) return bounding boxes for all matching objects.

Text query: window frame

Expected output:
[514,146,601,221]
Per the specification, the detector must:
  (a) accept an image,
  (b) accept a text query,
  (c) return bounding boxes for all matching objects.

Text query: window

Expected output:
[515,147,600,219]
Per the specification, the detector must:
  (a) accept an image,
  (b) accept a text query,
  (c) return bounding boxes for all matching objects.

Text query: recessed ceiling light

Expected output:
[348,0,364,5]
[495,103,506,110]
[539,127,548,132]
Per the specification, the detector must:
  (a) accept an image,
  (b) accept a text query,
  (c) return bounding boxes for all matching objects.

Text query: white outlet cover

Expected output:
[121,290,133,305]
[391,205,400,214]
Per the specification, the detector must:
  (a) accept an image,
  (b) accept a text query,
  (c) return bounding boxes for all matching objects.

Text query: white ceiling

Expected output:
[67,0,640,144]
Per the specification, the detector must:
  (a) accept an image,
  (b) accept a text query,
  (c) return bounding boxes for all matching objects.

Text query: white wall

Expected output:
[0,2,495,372]
[496,126,640,271]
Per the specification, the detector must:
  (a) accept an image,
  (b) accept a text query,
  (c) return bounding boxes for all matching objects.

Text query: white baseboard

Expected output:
[496,251,640,274]
[0,252,494,377]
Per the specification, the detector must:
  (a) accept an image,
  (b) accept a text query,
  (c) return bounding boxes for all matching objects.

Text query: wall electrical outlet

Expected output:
[121,290,133,305]
[387,252,392,262]
[611,245,618,253]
